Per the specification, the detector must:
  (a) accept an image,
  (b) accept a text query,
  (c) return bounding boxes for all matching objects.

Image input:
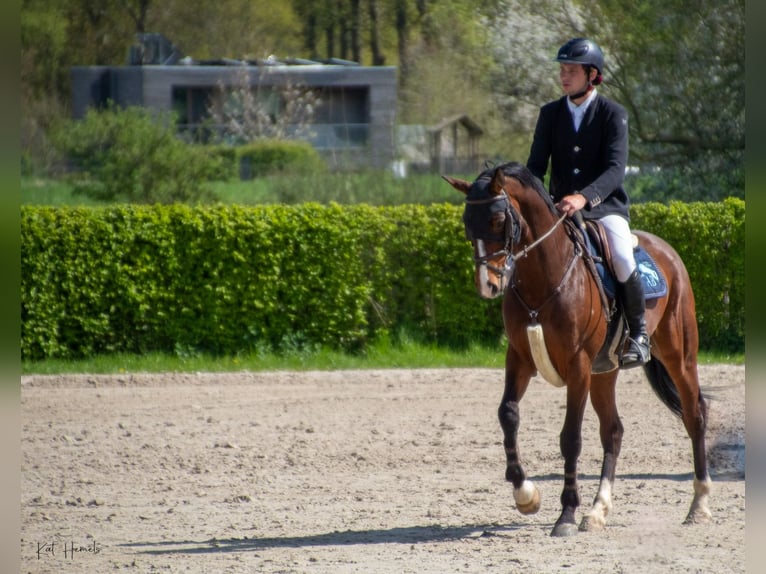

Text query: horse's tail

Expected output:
[643,357,683,418]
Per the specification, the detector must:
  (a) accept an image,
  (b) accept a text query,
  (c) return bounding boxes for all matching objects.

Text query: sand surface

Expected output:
[21,365,745,573]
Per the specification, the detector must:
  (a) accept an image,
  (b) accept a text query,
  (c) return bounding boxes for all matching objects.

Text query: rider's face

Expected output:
[559,64,592,98]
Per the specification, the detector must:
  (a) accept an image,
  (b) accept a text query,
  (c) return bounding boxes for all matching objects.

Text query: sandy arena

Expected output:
[21,365,745,573]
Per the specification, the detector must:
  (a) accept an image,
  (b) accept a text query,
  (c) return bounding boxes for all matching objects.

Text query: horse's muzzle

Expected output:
[474,240,511,299]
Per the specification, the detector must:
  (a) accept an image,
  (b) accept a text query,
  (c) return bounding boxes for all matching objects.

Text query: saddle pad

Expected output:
[598,246,668,301]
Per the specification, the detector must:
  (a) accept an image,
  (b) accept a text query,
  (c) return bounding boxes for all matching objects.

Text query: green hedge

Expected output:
[631,198,745,351]
[21,200,744,360]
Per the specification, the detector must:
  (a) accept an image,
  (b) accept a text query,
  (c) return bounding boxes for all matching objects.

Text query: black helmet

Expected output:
[555,38,604,75]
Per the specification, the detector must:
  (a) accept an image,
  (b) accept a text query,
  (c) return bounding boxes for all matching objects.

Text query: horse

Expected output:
[443,162,711,537]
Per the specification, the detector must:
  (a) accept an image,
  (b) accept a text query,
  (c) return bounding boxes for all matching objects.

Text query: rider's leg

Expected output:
[600,215,650,367]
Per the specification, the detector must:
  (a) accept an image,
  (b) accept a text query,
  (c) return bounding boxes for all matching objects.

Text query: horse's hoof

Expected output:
[516,496,540,515]
[551,522,579,537]
[579,513,606,532]
[683,508,713,525]
[514,480,541,515]
[683,477,713,524]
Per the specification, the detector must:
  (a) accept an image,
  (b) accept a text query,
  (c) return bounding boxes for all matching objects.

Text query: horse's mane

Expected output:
[498,162,559,216]
[473,161,558,217]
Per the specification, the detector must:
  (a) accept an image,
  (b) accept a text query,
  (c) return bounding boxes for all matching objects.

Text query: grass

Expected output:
[22,172,469,207]
[21,340,743,376]
[21,177,104,207]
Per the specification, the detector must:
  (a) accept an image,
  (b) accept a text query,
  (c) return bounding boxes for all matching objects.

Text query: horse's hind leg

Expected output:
[650,301,712,524]
[580,371,623,532]
[677,365,712,524]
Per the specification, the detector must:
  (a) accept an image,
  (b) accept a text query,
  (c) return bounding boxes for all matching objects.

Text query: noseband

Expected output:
[464,188,569,290]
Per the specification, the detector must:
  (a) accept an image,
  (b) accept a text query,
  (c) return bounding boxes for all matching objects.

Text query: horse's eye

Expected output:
[490,213,506,234]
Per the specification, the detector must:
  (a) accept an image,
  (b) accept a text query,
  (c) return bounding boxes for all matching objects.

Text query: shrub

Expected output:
[237,140,327,179]
[51,104,221,204]
[203,144,240,181]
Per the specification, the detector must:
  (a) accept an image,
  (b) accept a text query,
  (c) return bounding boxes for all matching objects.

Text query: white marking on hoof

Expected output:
[684,476,713,524]
[514,480,541,515]
[579,513,606,531]
[580,481,613,531]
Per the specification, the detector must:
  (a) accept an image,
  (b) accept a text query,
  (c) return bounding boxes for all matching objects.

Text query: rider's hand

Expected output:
[556,193,587,217]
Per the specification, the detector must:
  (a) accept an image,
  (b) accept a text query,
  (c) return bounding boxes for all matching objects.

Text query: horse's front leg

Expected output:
[498,351,538,515]
[580,371,623,532]
[551,366,591,537]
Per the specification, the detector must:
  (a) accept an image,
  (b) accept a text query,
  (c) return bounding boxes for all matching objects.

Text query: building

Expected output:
[70,34,398,171]
[396,114,484,176]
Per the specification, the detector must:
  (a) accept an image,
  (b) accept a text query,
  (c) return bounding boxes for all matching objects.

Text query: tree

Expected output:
[486,0,744,199]
[368,0,387,65]
[588,0,744,199]
[393,0,519,157]
[152,0,304,61]
[205,65,319,145]
[119,0,151,33]
[487,0,587,134]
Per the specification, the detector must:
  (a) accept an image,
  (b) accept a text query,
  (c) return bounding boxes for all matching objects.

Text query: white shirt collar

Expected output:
[567,89,598,131]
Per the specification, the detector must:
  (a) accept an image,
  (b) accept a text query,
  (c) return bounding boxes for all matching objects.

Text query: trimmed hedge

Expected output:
[631,198,745,351]
[21,200,744,360]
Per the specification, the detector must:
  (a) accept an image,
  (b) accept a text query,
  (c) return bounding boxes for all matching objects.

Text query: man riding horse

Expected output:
[526,37,650,368]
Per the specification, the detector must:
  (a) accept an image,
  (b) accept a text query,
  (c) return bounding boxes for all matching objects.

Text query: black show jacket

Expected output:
[526,94,630,221]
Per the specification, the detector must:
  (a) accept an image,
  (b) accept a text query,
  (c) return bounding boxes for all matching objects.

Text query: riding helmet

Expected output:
[555,38,604,75]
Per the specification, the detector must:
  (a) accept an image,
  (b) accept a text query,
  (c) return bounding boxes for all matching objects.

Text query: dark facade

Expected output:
[71,59,398,171]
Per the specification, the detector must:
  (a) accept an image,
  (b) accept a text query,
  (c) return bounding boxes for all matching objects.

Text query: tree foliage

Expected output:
[21,0,744,200]
[588,0,745,200]
[487,0,744,199]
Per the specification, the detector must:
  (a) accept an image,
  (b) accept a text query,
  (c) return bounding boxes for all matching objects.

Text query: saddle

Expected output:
[570,218,668,373]
[581,220,668,301]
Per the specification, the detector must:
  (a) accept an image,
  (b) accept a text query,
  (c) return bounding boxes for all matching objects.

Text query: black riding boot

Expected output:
[618,269,651,368]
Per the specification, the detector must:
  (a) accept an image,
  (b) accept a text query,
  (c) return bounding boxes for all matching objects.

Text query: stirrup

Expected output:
[620,335,650,369]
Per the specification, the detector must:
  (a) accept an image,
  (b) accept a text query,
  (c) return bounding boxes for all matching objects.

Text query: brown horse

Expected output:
[444,162,711,537]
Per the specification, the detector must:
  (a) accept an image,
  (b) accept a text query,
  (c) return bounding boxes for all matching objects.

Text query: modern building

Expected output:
[71,34,398,171]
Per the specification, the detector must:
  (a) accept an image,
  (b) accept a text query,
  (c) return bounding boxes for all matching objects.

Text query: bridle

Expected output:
[463,192,520,284]
[464,188,568,291]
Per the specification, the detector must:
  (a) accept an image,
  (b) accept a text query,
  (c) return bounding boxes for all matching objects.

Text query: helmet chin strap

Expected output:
[569,83,593,102]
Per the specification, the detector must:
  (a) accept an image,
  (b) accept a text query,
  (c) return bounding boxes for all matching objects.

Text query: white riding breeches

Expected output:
[599,214,637,283]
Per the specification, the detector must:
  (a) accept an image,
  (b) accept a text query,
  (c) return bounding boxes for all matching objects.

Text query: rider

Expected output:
[526,37,650,368]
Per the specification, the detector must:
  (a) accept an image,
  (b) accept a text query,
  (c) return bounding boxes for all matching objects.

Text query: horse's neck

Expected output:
[515,204,573,278]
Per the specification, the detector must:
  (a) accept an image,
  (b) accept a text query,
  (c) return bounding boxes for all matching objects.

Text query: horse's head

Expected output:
[443,165,522,299]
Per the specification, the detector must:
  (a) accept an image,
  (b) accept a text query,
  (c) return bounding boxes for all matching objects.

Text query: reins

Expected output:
[511,240,582,324]
[465,188,583,323]
[464,192,567,265]
[510,212,567,263]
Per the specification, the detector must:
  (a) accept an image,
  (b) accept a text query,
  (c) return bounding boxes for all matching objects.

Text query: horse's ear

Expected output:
[489,169,506,196]
[442,175,471,195]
